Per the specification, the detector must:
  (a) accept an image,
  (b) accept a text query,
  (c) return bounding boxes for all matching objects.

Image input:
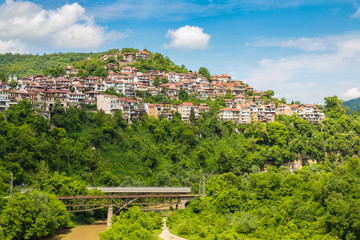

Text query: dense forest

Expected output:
[0,95,355,190]
[0,93,360,239]
[167,160,360,240]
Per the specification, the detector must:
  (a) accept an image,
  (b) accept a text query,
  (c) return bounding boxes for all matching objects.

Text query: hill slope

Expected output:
[344,97,360,112]
[0,52,109,79]
[0,48,188,79]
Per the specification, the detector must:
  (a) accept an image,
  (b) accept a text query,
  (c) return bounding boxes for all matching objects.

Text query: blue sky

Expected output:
[1,0,360,103]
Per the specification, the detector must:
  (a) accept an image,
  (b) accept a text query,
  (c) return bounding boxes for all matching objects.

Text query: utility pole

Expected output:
[10,173,13,196]
[198,178,202,195]
[202,174,205,198]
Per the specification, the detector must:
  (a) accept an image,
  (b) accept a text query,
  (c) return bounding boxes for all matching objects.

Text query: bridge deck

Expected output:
[87,187,191,193]
[57,194,198,200]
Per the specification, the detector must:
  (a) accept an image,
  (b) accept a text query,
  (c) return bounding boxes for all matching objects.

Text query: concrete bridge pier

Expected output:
[107,201,113,228]
[177,196,193,209]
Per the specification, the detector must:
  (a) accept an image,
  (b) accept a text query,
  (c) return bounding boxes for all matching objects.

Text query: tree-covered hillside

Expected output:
[0,48,188,79]
[0,52,107,78]
[0,95,360,239]
[130,51,188,73]
[0,95,357,190]
[168,162,360,240]
[344,97,360,113]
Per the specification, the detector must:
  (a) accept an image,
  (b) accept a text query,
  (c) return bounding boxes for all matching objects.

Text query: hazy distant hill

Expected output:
[344,97,360,112]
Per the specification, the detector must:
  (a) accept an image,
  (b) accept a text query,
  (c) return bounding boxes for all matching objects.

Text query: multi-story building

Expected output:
[234,95,246,105]
[43,89,67,113]
[297,104,325,124]
[237,104,251,124]
[258,105,276,122]
[97,94,120,114]
[0,88,10,113]
[136,50,151,60]
[276,103,293,116]
[144,103,162,118]
[219,108,240,122]
[178,102,194,121]
[67,93,85,104]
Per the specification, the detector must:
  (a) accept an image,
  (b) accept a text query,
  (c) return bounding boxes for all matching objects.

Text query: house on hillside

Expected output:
[0,87,10,113]
[136,50,151,60]
[144,103,162,118]
[97,94,120,114]
[178,102,194,122]
[234,95,246,105]
[219,108,239,122]
[297,104,325,124]
[276,103,292,116]
[123,52,134,62]
[217,74,232,82]
[237,104,251,124]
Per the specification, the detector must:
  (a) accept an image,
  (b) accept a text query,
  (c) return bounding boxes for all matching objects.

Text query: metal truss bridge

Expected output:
[56,187,199,227]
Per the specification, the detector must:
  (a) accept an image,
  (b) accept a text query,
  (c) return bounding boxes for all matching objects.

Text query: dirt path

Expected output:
[159,218,188,240]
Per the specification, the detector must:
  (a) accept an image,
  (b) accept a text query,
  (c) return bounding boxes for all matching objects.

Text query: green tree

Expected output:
[179,89,188,101]
[263,90,275,98]
[198,67,211,80]
[39,172,89,196]
[9,79,17,89]
[97,171,121,186]
[51,99,66,126]
[0,72,7,82]
[153,76,161,86]
[190,107,196,123]
[99,206,162,240]
[0,191,73,240]
[161,77,169,83]
[45,67,65,77]
[93,65,108,78]
[77,68,89,79]
[324,95,345,118]
[266,121,289,147]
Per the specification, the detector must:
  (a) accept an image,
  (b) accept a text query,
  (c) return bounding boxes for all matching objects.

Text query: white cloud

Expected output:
[248,35,357,52]
[0,0,126,53]
[342,88,360,100]
[0,39,27,53]
[164,25,211,50]
[244,33,360,103]
[352,7,360,18]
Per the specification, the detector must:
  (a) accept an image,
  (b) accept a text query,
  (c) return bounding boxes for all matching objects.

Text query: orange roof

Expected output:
[238,104,250,108]
[180,102,194,106]
[219,108,237,111]
[289,104,299,108]
[218,74,231,78]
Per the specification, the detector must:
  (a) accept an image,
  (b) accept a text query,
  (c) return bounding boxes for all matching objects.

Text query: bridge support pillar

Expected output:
[178,198,188,209]
[107,201,113,228]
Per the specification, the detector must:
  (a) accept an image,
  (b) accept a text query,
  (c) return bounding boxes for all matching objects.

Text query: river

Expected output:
[44,218,187,240]
[44,221,107,240]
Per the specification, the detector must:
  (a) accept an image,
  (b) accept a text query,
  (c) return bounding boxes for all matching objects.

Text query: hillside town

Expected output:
[0,50,325,124]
